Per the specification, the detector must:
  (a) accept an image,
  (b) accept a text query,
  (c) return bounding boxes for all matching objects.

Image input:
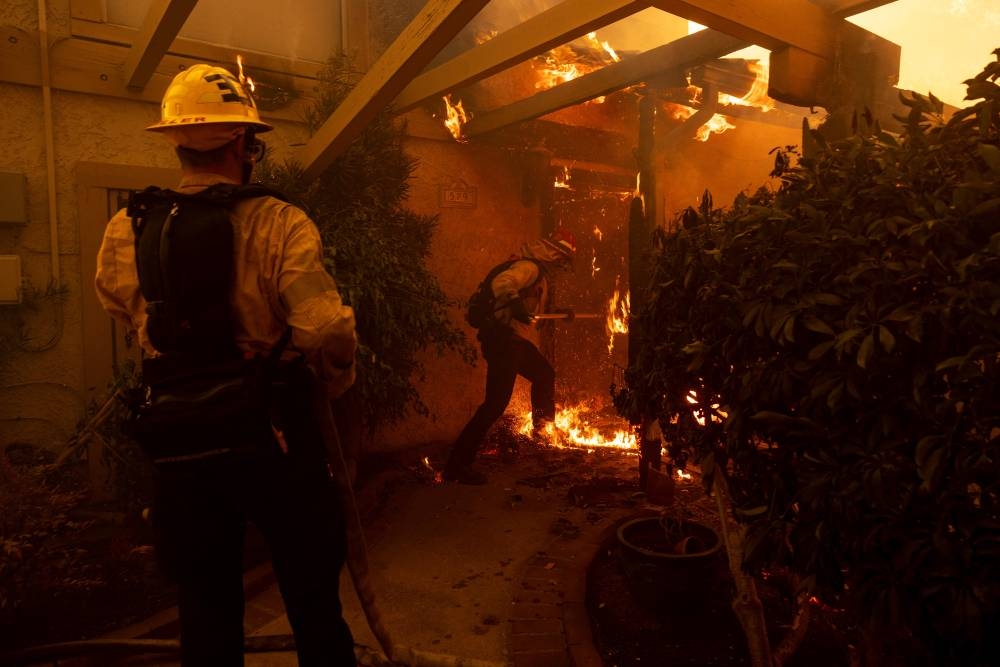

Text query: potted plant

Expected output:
[614,49,1000,666]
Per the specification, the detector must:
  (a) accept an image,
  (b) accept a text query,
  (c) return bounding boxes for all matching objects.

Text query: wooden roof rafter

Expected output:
[392,0,654,113]
[122,0,200,90]
[463,29,748,138]
[298,0,492,180]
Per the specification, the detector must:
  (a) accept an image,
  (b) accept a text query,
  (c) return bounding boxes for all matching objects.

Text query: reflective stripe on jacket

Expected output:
[95,174,357,398]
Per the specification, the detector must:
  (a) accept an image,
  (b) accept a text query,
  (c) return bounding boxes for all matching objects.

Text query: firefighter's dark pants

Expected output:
[151,375,356,667]
[446,329,555,471]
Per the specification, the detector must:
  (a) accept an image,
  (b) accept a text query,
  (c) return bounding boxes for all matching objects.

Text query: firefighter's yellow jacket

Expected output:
[95,174,357,398]
[490,239,565,349]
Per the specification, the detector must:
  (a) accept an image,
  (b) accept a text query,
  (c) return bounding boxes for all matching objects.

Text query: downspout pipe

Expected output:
[38,0,61,285]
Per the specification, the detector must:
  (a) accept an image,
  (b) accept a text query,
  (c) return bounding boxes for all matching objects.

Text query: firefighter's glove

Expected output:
[509,297,533,324]
[555,308,575,322]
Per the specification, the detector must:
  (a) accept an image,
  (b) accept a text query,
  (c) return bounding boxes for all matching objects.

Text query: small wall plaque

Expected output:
[439,179,477,209]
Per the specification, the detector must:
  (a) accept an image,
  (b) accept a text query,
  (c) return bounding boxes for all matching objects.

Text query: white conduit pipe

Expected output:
[38,0,61,285]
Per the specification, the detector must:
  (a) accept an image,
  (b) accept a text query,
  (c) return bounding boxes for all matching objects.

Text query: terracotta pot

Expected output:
[616,516,726,608]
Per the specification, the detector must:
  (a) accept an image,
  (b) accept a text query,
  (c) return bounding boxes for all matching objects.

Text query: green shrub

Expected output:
[257,56,474,432]
[615,49,1000,664]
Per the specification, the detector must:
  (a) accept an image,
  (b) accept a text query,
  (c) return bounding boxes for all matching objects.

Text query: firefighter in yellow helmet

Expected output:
[95,63,357,665]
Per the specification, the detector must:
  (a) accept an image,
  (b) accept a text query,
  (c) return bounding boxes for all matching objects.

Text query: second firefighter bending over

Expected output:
[444,228,578,485]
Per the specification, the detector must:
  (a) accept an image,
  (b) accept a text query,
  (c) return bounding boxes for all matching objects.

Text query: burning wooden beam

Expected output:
[122,0,199,90]
[298,0,490,181]
[463,29,747,138]
[392,0,654,113]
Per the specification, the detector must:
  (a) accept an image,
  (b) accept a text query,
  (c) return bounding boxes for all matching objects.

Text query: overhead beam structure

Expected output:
[122,0,199,90]
[392,0,653,113]
[464,29,748,138]
[298,0,491,180]
[648,0,840,58]
[817,0,898,17]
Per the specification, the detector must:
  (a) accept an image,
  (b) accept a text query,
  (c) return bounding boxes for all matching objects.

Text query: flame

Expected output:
[719,61,775,111]
[695,114,737,141]
[585,31,621,63]
[665,102,737,142]
[533,31,620,100]
[554,165,571,189]
[606,275,630,353]
[236,54,255,93]
[517,402,637,451]
[676,469,693,481]
[685,389,728,426]
[442,94,471,142]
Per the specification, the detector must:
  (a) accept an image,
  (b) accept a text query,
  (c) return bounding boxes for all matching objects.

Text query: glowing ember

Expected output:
[590,249,600,279]
[517,402,637,451]
[592,225,603,241]
[475,29,498,44]
[421,456,443,484]
[676,469,693,480]
[605,275,630,353]
[442,94,471,142]
[554,165,571,189]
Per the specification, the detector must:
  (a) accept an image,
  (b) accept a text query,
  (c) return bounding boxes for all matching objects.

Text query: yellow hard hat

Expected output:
[146,64,273,133]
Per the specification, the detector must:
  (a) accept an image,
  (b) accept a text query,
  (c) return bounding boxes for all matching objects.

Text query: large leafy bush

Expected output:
[257,57,474,431]
[615,50,1000,664]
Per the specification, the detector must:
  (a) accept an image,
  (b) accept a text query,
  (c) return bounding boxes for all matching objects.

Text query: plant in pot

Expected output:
[614,49,1000,667]
[616,495,726,610]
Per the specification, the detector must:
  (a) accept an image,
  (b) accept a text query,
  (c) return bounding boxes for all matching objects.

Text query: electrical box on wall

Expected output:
[0,172,28,225]
[0,255,23,304]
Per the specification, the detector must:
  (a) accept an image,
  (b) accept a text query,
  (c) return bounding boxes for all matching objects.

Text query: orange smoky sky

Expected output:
[686,0,996,110]
[848,0,999,108]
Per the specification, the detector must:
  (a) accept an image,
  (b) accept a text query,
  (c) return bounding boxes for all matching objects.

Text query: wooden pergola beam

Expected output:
[393,0,653,113]
[298,0,490,181]
[817,0,898,18]
[649,0,839,57]
[464,29,747,138]
[122,0,199,90]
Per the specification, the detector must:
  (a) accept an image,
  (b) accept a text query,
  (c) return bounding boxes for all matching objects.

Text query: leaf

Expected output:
[735,506,768,518]
[977,143,1000,173]
[802,315,835,336]
[878,325,896,353]
[808,340,834,360]
[970,198,1000,218]
[857,333,875,369]
[813,293,844,307]
[935,356,965,372]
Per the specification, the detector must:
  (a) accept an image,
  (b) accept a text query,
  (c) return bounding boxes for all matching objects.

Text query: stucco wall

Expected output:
[375,132,543,451]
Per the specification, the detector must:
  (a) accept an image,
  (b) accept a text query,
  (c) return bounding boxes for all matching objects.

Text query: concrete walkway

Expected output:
[103,442,644,666]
